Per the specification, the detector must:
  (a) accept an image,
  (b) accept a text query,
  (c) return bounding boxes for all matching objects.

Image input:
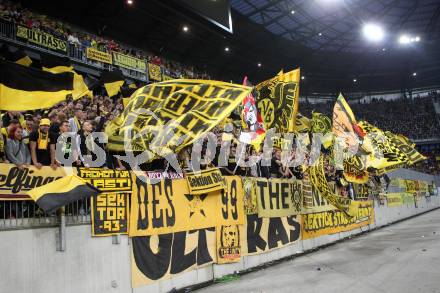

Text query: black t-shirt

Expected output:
[270,157,281,176]
[49,123,60,136]
[51,132,72,161]
[29,131,52,165]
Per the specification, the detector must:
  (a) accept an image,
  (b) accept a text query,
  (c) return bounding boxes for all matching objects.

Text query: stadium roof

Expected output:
[17,0,440,95]
[231,0,440,53]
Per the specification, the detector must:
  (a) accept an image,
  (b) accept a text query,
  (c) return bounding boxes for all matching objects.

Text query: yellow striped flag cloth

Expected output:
[27,175,99,213]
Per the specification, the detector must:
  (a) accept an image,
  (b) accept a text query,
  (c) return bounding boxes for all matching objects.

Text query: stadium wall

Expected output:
[0,174,439,293]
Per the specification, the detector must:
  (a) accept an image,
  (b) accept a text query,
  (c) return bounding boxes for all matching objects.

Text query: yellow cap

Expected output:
[39,118,51,126]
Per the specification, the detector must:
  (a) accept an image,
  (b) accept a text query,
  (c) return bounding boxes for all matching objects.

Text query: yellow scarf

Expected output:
[74,116,81,130]
[37,130,49,150]
[0,133,4,154]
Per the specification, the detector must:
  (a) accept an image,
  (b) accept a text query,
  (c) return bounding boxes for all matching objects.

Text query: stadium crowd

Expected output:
[300,92,440,140]
[0,0,438,220]
[0,0,210,79]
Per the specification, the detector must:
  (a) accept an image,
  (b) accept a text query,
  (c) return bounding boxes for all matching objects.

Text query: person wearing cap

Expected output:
[29,118,54,169]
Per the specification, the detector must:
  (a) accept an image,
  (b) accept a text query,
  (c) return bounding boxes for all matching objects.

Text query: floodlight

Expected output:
[363,23,385,42]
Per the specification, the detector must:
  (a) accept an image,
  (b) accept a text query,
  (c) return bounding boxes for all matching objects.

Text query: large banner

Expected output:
[241,214,301,255]
[401,193,415,205]
[131,228,216,287]
[390,178,407,189]
[255,178,303,217]
[86,48,112,64]
[386,193,404,207]
[91,193,129,236]
[113,52,147,71]
[302,186,335,214]
[16,25,67,54]
[105,80,251,152]
[0,164,67,200]
[386,192,415,207]
[129,176,245,236]
[301,200,374,239]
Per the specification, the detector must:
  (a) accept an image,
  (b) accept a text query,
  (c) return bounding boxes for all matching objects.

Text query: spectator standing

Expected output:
[50,120,79,168]
[29,118,52,168]
[77,120,103,167]
[68,108,83,133]
[5,125,31,168]
[48,110,60,136]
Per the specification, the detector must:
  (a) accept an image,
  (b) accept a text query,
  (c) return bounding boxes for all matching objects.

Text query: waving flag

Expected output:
[240,76,265,146]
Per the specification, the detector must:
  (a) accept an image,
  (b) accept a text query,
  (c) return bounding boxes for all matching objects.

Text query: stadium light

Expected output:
[224,47,230,52]
[363,23,385,42]
[353,79,357,83]
[399,35,410,44]
[182,26,189,32]
[398,34,420,45]
[412,72,417,77]
[257,63,262,67]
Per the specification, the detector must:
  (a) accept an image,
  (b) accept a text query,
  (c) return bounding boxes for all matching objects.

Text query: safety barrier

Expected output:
[0,199,91,230]
[0,166,438,293]
[0,194,437,293]
[0,19,149,82]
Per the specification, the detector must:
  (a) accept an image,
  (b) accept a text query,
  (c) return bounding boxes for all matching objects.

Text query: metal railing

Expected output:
[0,19,148,82]
[0,198,91,230]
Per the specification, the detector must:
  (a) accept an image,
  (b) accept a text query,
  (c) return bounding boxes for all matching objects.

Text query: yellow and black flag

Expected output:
[100,69,125,97]
[41,55,74,74]
[0,60,76,111]
[105,79,251,152]
[255,68,300,133]
[27,175,99,213]
[40,56,94,99]
[0,44,33,67]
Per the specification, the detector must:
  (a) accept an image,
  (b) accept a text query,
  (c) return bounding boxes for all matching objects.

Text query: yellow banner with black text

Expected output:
[0,163,67,200]
[86,48,113,64]
[91,193,129,236]
[255,177,303,217]
[16,25,67,54]
[77,168,132,192]
[113,52,147,71]
[301,200,374,239]
[129,175,244,236]
[105,80,252,153]
[185,168,227,195]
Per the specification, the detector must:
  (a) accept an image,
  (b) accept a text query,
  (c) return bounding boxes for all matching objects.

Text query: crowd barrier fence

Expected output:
[0,19,150,82]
